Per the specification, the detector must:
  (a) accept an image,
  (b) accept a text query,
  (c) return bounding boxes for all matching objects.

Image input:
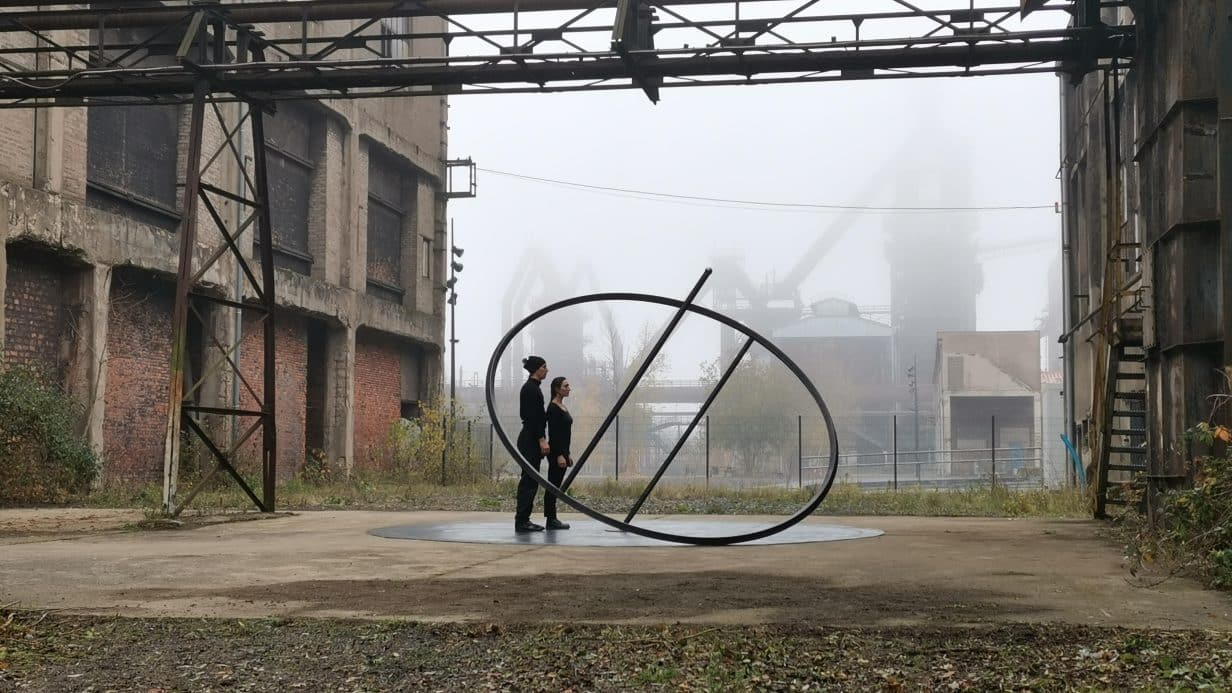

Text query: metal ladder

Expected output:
[1094,314,1147,518]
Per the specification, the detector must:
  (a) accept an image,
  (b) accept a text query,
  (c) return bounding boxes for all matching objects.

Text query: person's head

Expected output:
[523,355,548,381]
[550,376,571,400]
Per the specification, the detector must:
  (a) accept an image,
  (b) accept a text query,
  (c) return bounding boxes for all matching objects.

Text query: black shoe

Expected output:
[545,518,570,530]
[515,521,544,533]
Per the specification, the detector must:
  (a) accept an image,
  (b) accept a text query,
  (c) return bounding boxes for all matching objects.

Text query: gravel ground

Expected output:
[3,611,1231,691]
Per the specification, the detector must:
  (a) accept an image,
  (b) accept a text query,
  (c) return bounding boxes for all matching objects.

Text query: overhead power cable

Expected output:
[478,167,1057,215]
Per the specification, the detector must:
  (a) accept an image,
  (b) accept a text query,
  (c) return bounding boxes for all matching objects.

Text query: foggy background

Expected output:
[446,74,1063,387]
[436,2,1074,493]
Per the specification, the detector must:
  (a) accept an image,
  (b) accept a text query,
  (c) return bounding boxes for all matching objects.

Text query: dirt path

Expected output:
[1,509,1229,629]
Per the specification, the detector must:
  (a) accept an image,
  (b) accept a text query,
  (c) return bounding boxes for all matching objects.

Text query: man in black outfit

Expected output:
[514,355,550,532]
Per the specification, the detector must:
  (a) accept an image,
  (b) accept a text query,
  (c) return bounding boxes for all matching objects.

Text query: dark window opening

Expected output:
[184,300,207,407]
[86,20,181,231]
[305,322,328,456]
[261,106,317,275]
[366,150,413,302]
[87,104,180,230]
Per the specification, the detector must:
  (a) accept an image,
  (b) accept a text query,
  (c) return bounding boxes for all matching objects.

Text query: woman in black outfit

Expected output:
[544,376,574,530]
[514,355,550,533]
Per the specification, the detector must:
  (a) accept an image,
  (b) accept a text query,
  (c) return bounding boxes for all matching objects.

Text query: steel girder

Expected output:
[0,1,1134,105]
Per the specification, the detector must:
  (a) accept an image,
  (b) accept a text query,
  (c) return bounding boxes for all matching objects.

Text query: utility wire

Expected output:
[479,167,1057,214]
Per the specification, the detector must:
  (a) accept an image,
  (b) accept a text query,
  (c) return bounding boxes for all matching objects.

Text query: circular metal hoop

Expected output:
[486,292,841,545]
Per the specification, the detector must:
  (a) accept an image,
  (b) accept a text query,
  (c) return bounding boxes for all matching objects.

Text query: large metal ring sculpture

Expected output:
[486,270,840,545]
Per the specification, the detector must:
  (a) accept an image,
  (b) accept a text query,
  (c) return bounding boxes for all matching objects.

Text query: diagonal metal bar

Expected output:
[522,5,601,51]
[889,0,967,36]
[7,17,96,68]
[181,415,267,513]
[171,413,263,515]
[985,10,1016,35]
[650,3,727,44]
[623,336,755,523]
[185,302,264,406]
[175,10,206,61]
[168,461,223,517]
[189,200,259,291]
[719,0,825,49]
[198,181,262,209]
[101,10,195,69]
[309,0,413,61]
[194,191,263,298]
[202,100,256,191]
[560,268,712,491]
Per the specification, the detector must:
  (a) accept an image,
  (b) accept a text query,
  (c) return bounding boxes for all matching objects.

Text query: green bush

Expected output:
[1129,420,1232,590]
[0,365,99,504]
[379,396,485,485]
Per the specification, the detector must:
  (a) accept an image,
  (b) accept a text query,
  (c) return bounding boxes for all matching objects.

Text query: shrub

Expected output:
[380,396,485,485]
[1128,414,1232,590]
[0,365,99,504]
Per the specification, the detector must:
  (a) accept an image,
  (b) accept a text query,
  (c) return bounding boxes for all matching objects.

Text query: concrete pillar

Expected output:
[345,132,366,293]
[324,324,356,475]
[33,107,65,194]
[64,264,112,474]
[312,117,347,286]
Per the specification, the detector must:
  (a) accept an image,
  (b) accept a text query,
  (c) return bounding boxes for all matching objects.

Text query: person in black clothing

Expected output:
[514,355,550,532]
[544,376,574,530]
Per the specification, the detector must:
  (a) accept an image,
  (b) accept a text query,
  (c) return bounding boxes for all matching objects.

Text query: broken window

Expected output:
[263,106,317,275]
[367,150,413,302]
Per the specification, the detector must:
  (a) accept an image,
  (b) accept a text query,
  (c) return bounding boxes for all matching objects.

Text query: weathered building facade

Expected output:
[0,12,449,484]
[1060,1,1232,504]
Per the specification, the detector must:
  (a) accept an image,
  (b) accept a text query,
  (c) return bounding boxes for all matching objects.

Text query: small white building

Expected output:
[934,331,1043,483]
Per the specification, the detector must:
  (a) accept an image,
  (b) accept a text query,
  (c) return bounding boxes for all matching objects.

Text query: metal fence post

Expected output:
[797,414,803,489]
[893,414,898,491]
[614,415,620,482]
[991,414,997,490]
[488,422,494,480]
[467,419,474,483]
[705,415,710,488]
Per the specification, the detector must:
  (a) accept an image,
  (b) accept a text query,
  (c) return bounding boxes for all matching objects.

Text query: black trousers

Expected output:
[515,432,543,524]
[544,456,568,521]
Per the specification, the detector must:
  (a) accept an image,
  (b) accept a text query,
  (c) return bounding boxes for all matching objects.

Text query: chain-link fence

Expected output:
[459,412,1080,491]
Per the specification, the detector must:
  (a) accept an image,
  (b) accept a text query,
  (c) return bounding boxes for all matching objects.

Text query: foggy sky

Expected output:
[445,45,1064,386]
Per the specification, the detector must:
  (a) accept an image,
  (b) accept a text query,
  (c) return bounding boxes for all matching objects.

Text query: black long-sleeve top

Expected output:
[547,401,573,460]
[519,377,547,440]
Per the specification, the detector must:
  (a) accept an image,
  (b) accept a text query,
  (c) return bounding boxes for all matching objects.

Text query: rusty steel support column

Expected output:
[161,25,279,516]
[162,79,209,514]
[249,48,278,511]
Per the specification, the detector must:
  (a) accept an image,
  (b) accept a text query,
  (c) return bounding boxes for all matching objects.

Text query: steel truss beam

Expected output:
[0,1,1133,106]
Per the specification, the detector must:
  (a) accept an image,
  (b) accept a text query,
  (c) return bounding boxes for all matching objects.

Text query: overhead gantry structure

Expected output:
[0,0,1133,105]
[0,0,1134,514]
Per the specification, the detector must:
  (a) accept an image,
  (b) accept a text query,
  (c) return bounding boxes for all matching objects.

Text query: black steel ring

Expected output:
[486,292,840,545]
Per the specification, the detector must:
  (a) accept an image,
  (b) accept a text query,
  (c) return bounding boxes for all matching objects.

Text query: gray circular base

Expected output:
[370,518,882,547]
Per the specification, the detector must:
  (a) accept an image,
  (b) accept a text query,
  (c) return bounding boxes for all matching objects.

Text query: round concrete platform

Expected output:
[369,518,883,547]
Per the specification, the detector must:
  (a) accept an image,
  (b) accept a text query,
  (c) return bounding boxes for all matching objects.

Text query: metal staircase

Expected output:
[1094,312,1148,518]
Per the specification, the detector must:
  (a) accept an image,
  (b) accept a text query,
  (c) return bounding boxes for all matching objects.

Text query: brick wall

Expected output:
[238,313,308,479]
[102,270,173,483]
[354,330,402,471]
[3,247,70,381]
[0,108,33,188]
